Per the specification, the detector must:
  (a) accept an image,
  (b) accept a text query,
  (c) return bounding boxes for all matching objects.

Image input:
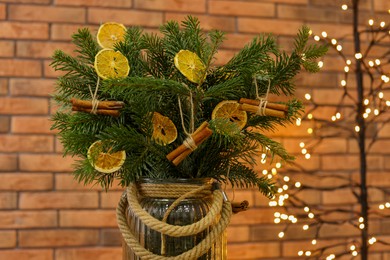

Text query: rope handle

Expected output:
[126,183,224,237]
[116,184,232,260]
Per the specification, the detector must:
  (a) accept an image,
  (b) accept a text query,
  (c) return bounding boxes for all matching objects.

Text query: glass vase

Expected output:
[122,178,227,260]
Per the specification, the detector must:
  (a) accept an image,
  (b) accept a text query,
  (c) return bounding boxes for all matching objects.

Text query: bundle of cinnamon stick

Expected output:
[238,98,288,118]
[70,98,124,117]
[166,122,213,166]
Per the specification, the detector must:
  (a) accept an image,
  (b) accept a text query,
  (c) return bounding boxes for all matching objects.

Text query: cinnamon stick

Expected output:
[72,106,120,117]
[70,98,124,110]
[231,200,249,214]
[166,122,213,166]
[239,103,286,118]
[239,98,288,112]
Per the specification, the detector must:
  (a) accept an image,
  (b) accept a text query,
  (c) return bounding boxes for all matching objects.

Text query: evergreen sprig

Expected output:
[51,16,327,195]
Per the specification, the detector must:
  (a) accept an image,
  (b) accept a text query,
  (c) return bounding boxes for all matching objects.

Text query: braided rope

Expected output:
[116,183,232,259]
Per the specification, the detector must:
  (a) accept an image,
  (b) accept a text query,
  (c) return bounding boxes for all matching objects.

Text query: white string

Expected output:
[88,77,100,114]
[178,90,197,151]
[256,99,268,116]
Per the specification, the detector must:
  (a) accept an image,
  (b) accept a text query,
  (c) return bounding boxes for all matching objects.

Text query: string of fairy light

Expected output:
[263,3,390,259]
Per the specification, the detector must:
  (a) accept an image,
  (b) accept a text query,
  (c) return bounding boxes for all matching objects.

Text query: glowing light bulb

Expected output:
[298,251,304,256]
[274,218,281,224]
[318,61,323,68]
[355,53,362,59]
[369,60,374,67]
[308,212,314,218]
[305,93,311,100]
[305,153,311,159]
[274,212,281,217]
[368,19,374,26]
[385,202,390,208]
[307,128,313,134]
[283,184,288,190]
[331,115,336,121]
[304,206,310,212]
[344,66,349,72]
[305,251,311,256]
[307,113,313,119]
[269,201,277,206]
[355,126,360,132]
[387,101,390,106]
[346,59,351,65]
[359,223,365,229]
[295,182,301,188]
[375,59,381,65]
[284,176,290,182]
[350,245,356,251]
[341,4,348,10]
[267,174,272,179]
[301,148,307,154]
[352,251,358,256]
[336,45,342,51]
[331,39,337,45]
[380,21,385,27]
[314,35,320,41]
[321,31,327,38]
[341,79,346,86]
[262,169,268,175]
[336,112,341,119]
[296,118,301,126]
[379,204,385,210]
[303,224,309,230]
[312,239,317,245]
[277,188,283,193]
[379,92,384,99]
[278,232,285,238]
[363,113,369,119]
[281,214,288,220]
[365,108,371,114]
[374,109,379,116]
[359,217,364,223]
[364,99,369,105]
[276,162,282,168]
[299,142,305,148]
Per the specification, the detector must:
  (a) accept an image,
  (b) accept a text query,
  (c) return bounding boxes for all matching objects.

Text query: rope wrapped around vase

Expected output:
[116,181,233,260]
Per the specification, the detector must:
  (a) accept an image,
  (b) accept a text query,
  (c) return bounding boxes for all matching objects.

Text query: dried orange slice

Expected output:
[152,112,177,145]
[174,50,206,84]
[94,48,130,79]
[97,22,127,49]
[87,140,126,174]
[212,100,247,130]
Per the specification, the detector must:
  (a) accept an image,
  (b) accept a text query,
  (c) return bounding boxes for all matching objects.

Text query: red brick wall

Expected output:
[0,0,389,259]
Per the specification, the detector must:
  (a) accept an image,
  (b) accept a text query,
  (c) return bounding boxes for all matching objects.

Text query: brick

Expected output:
[319,222,359,238]
[0,78,7,95]
[238,18,303,35]
[0,249,53,260]
[11,116,54,134]
[56,0,132,7]
[0,135,54,152]
[19,229,99,247]
[322,155,359,171]
[278,5,347,22]
[0,97,48,115]
[209,1,275,17]
[229,208,275,225]
[0,210,57,228]
[0,4,5,20]
[0,116,10,133]
[221,33,256,50]
[16,41,75,58]
[0,22,49,40]
[60,210,116,227]
[369,139,390,153]
[44,59,66,78]
[51,24,97,41]
[100,191,123,208]
[227,225,250,242]
[134,0,206,13]
[165,13,236,32]
[0,59,42,77]
[322,188,357,205]
[0,173,53,190]
[0,231,16,248]
[0,0,50,2]
[0,41,14,57]
[19,191,99,209]
[0,154,18,171]
[9,5,85,23]
[19,154,75,172]
[101,229,122,246]
[227,242,280,259]
[55,247,122,260]
[0,192,17,209]
[54,173,99,191]
[88,8,163,27]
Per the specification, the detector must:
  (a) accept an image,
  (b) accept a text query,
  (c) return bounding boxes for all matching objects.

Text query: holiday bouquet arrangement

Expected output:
[51,16,326,259]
